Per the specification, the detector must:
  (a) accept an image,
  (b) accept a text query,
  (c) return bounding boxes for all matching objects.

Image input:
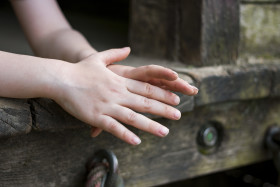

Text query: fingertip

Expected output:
[121,47,131,57]
[185,85,199,95]
[174,110,181,120]
[172,70,178,78]
[174,95,180,105]
[192,86,199,95]
[122,47,131,52]
[100,47,131,65]
[90,127,103,137]
[159,127,169,137]
[131,136,141,145]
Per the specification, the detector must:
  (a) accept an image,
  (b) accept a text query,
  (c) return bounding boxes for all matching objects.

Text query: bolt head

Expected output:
[202,126,218,147]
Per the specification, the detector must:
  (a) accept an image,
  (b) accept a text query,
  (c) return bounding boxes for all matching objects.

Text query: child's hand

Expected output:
[109,64,198,96]
[89,56,199,137]
[53,48,183,145]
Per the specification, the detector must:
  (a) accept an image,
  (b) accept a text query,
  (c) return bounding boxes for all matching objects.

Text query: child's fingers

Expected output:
[108,64,135,77]
[97,115,141,145]
[124,65,178,81]
[122,93,181,120]
[126,79,180,106]
[98,47,131,66]
[90,127,103,137]
[149,78,198,96]
[110,105,169,137]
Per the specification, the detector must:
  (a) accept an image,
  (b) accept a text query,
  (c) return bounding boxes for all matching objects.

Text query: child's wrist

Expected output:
[39,59,71,101]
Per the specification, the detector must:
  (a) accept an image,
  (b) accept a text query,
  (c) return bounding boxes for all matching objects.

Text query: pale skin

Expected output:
[1,0,198,145]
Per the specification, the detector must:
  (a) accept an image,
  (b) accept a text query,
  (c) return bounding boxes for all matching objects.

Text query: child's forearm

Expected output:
[0,51,65,99]
[10,0,96,63]
[31,28,97,63]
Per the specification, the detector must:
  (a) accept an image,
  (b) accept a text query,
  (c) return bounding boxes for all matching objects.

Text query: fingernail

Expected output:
[132,136,141,145]
[174,110,181,120]
[172,71,178,77]
[174,96,180,105]
[159,127,169,137]
[122,47,130,51]
[192,86,199,94]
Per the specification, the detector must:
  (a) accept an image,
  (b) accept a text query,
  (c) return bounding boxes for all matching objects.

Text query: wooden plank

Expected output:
[195,65,271,105]
[129,0,239,66]
[201,0,240,66]
[173,63,280,106]
[0,98,31,138]
[9,63,280,134]
[0,98,278,186]
[0,63,278,136]
[240,3,280,62]
[30,98,87,131]
[129,0,170,59]
[177,0,202,64]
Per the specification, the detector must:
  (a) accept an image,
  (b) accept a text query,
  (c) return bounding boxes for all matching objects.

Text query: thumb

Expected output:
[98,47,131,66]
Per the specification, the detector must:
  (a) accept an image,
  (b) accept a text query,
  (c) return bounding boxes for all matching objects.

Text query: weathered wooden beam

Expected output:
[129,0,240,66]
[0,63,279,136]
[0,98,31,137]
[29,63,280,132]
[30,98,87,131]
[173,64,280,106]
[1,62,280,186]
[129,0,170,59]
[0,98,278,186]
[239,2,280,62]
[201,0,240,65]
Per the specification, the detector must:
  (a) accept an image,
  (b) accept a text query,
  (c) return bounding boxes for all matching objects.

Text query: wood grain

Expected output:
[240,3,280,62]
[0,63,279,135]
[0,98,31,137]
[0,63,280,186]
[129,0,239,66]
[0,98,278,186]
[173,63,280,106]
[201,0,240,66]
[30,98,87,131]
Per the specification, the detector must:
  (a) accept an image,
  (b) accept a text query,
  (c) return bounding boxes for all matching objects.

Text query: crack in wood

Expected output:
[0,115,18,132]
[32,99,54,116]
[27,99,37,130]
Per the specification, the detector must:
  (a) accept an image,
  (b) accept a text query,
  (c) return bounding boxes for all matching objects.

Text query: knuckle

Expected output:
[122,130,130,140]
[148,64,156,69]
[164,105,171,114]
[146,65,156,73]
[99,117,107,126]
[106,120,118,132]
[127,111,137,123]
[110,87,121,94]
[165,91,175,100]
[147,120,155,131]
[144,83,154,96]
[143,97,152,110]
[144,65,150,70]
